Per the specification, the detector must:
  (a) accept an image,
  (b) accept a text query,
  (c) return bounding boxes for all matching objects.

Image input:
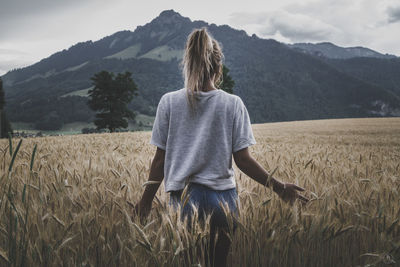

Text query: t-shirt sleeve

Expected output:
[232,97,256,153]
[150,95,169,150]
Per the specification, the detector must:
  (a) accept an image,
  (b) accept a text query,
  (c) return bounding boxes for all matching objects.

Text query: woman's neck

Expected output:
[202,80,217,92]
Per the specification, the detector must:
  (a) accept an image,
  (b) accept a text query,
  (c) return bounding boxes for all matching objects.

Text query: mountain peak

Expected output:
[158,9,180,18]
[152,9,189,25]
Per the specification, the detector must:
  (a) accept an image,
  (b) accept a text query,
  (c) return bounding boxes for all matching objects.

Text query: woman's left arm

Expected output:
[134,147,165,220]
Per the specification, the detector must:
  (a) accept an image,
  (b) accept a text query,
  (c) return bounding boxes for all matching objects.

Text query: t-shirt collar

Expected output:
[185,88,220,96]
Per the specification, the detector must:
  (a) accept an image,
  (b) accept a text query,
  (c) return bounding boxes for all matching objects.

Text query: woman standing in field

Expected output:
[134,27,308,267]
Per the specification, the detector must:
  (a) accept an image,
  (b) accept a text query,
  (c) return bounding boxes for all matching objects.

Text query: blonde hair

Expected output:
[182,27,224,113]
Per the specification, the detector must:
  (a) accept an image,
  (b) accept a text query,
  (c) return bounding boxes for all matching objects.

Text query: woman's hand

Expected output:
[276,183,309,205]
[131,147,165,223]
[132,201,152,223]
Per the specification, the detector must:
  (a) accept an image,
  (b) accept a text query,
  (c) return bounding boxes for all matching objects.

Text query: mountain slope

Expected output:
[288,42,396,59]
[322,57,400,96]
[2,10,400,130]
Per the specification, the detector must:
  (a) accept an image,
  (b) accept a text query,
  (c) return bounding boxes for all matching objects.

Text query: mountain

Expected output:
[288,42,397,59]
[287,42,400,99]
[322,57,400,97]
[2,10,400,130]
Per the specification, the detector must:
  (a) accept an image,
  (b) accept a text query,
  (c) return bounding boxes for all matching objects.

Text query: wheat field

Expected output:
[0,117,399,266]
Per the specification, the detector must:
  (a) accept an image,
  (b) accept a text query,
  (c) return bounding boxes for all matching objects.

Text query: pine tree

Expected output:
[0,78,13,138]
[220,65,235,94]
[87,71,138,133]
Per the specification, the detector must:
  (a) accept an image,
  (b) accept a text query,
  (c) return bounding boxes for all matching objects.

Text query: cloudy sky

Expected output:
[1,0,400,75]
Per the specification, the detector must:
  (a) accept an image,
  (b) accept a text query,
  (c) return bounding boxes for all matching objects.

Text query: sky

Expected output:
[1,0,400,76]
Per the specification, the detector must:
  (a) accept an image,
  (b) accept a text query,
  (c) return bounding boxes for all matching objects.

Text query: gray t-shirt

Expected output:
[150,88,256,192]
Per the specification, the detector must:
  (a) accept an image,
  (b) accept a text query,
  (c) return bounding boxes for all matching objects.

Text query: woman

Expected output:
[134,27,308,267]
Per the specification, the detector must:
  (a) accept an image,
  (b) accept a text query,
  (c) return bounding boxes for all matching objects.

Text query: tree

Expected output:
[0,78,13,138]
[34,111,63,131]
[220,65,235,94]
[87,71,138,133]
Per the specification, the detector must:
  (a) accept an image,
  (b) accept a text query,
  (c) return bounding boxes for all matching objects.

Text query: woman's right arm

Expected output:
[233,147,308,204]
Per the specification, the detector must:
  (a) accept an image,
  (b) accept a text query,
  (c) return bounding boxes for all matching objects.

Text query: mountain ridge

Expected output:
[288,42,397,59]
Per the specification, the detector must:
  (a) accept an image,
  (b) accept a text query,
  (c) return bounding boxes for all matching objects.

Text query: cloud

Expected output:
[0,0,113,41]
[0,48,33,75]
[0,61,31,76]
[0,59,33,76]
[0,0,81,22]
[0,0,77,41]
[228,0,400,56]
[0,0,106,18]
[230,10,339,42]
[0,48,27,56]
[387,5,400,23]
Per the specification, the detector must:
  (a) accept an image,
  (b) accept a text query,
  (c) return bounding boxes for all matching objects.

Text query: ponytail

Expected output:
[182,27,223,113]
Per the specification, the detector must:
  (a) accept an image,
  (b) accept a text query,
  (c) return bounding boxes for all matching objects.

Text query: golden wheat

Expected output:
[0,117,399,266]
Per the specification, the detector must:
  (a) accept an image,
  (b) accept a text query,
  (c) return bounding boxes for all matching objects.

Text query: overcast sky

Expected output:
[1,0,400,75]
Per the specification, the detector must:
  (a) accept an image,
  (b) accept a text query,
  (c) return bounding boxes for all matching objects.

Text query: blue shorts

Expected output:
[169,183,239,232]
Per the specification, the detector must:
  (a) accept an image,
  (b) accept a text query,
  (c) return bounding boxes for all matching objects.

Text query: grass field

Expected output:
[1,117,399,266]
